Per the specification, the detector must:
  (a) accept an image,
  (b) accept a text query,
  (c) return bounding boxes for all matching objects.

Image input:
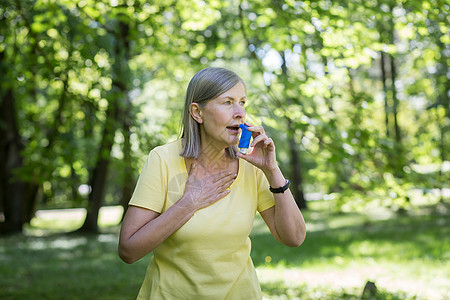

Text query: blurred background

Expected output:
[0,0,448,299]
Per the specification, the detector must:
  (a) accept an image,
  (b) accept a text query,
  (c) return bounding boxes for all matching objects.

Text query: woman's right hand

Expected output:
[178,163,236,211]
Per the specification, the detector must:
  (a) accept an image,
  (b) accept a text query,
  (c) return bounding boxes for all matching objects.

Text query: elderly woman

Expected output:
[118,67,306,299]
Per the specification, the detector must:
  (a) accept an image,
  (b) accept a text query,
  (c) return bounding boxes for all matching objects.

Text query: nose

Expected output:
[233,103,246,120]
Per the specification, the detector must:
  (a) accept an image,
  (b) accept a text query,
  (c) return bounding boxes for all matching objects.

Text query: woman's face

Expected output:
[199,82,247,150]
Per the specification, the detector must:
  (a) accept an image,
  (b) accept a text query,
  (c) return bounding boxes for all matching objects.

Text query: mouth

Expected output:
[226,125,241,134]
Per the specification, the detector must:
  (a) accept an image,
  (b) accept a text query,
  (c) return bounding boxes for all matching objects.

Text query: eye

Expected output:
[240,100,246,106]
[224,100,232,105]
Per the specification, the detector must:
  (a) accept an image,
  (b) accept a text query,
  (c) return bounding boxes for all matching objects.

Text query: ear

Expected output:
[189,103,203,124]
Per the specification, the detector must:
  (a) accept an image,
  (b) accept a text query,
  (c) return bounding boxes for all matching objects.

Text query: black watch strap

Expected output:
[269,179,290,194]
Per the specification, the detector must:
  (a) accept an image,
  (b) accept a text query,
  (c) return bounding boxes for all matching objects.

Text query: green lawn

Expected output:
[0,201,448,299]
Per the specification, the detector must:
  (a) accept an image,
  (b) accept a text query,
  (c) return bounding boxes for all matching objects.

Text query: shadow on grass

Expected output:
[250,210,449,268]
[260,280,412,300]
[0,230,149,299]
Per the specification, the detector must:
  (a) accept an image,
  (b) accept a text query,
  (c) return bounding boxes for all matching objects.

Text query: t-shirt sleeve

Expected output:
[128,149,167,213]
[256,168,275,212]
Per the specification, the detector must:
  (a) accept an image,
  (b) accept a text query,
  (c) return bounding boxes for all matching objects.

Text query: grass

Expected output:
[0,201,448,299]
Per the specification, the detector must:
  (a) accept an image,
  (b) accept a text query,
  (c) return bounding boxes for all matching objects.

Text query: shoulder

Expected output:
[149,139,182,160]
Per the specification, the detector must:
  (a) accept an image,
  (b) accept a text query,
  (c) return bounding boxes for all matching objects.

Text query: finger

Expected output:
[246,125,265,135]
[214,172,237,187]
[211,171,235,183]
[219,175,236,189]
[264,138,274,147]
[215,182,234,196]
[236,152,252,162]
[236,152,246,159]
[215,189,231,201]
[250,134,267,147]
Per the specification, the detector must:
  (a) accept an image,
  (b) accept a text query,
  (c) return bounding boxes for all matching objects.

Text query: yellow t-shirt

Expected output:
[129,140,275,300]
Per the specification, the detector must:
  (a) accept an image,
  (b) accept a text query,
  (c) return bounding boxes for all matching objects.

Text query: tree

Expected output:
[1,0,448,235]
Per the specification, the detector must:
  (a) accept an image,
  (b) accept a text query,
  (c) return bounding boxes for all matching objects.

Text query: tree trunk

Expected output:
[433,28,449,203]
[79,20,130,232]
[0,88,25,234]
[287,120,307,209]
[389,53,401,144]
[71,165,82,206]
[279,51,307,209]
[436,109,448,203]
[23,183,39,224]
[120,106,134,221]
[380,51,390,138]
[387,6,401,145]
[78,97,119,233]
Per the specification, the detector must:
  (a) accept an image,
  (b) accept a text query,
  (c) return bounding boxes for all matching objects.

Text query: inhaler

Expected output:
[238,124,252,154]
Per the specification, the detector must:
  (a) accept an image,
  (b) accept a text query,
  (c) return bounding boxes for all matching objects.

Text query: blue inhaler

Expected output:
[238,124,252,154]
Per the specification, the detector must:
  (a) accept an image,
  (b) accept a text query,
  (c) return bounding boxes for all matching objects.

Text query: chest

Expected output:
[163,168,257,247]
[185,158,239,180]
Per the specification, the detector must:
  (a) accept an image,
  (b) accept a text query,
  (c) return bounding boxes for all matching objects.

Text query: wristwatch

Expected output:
[269,179,290,194]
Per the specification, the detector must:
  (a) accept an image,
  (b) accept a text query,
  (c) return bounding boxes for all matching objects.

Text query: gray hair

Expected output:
[180,67,244,159]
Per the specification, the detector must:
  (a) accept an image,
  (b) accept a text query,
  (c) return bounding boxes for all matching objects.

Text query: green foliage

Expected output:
[235,0,449,208]
[0,0,448,222]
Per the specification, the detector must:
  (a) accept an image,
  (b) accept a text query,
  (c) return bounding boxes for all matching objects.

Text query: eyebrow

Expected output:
[222,96,247,100]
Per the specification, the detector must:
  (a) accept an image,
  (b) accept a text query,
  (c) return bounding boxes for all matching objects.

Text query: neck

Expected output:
[199,142,229,164]
[198,127,231,164]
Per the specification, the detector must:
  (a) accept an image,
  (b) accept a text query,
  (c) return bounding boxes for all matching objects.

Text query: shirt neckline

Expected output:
[177,140,242,190]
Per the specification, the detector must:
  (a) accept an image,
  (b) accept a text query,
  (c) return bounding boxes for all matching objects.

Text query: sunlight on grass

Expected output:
[26,236,88,250]
[1,201,448,299]
[26,206,124,235]
[251,201,450,300]
[256,259,448,300]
